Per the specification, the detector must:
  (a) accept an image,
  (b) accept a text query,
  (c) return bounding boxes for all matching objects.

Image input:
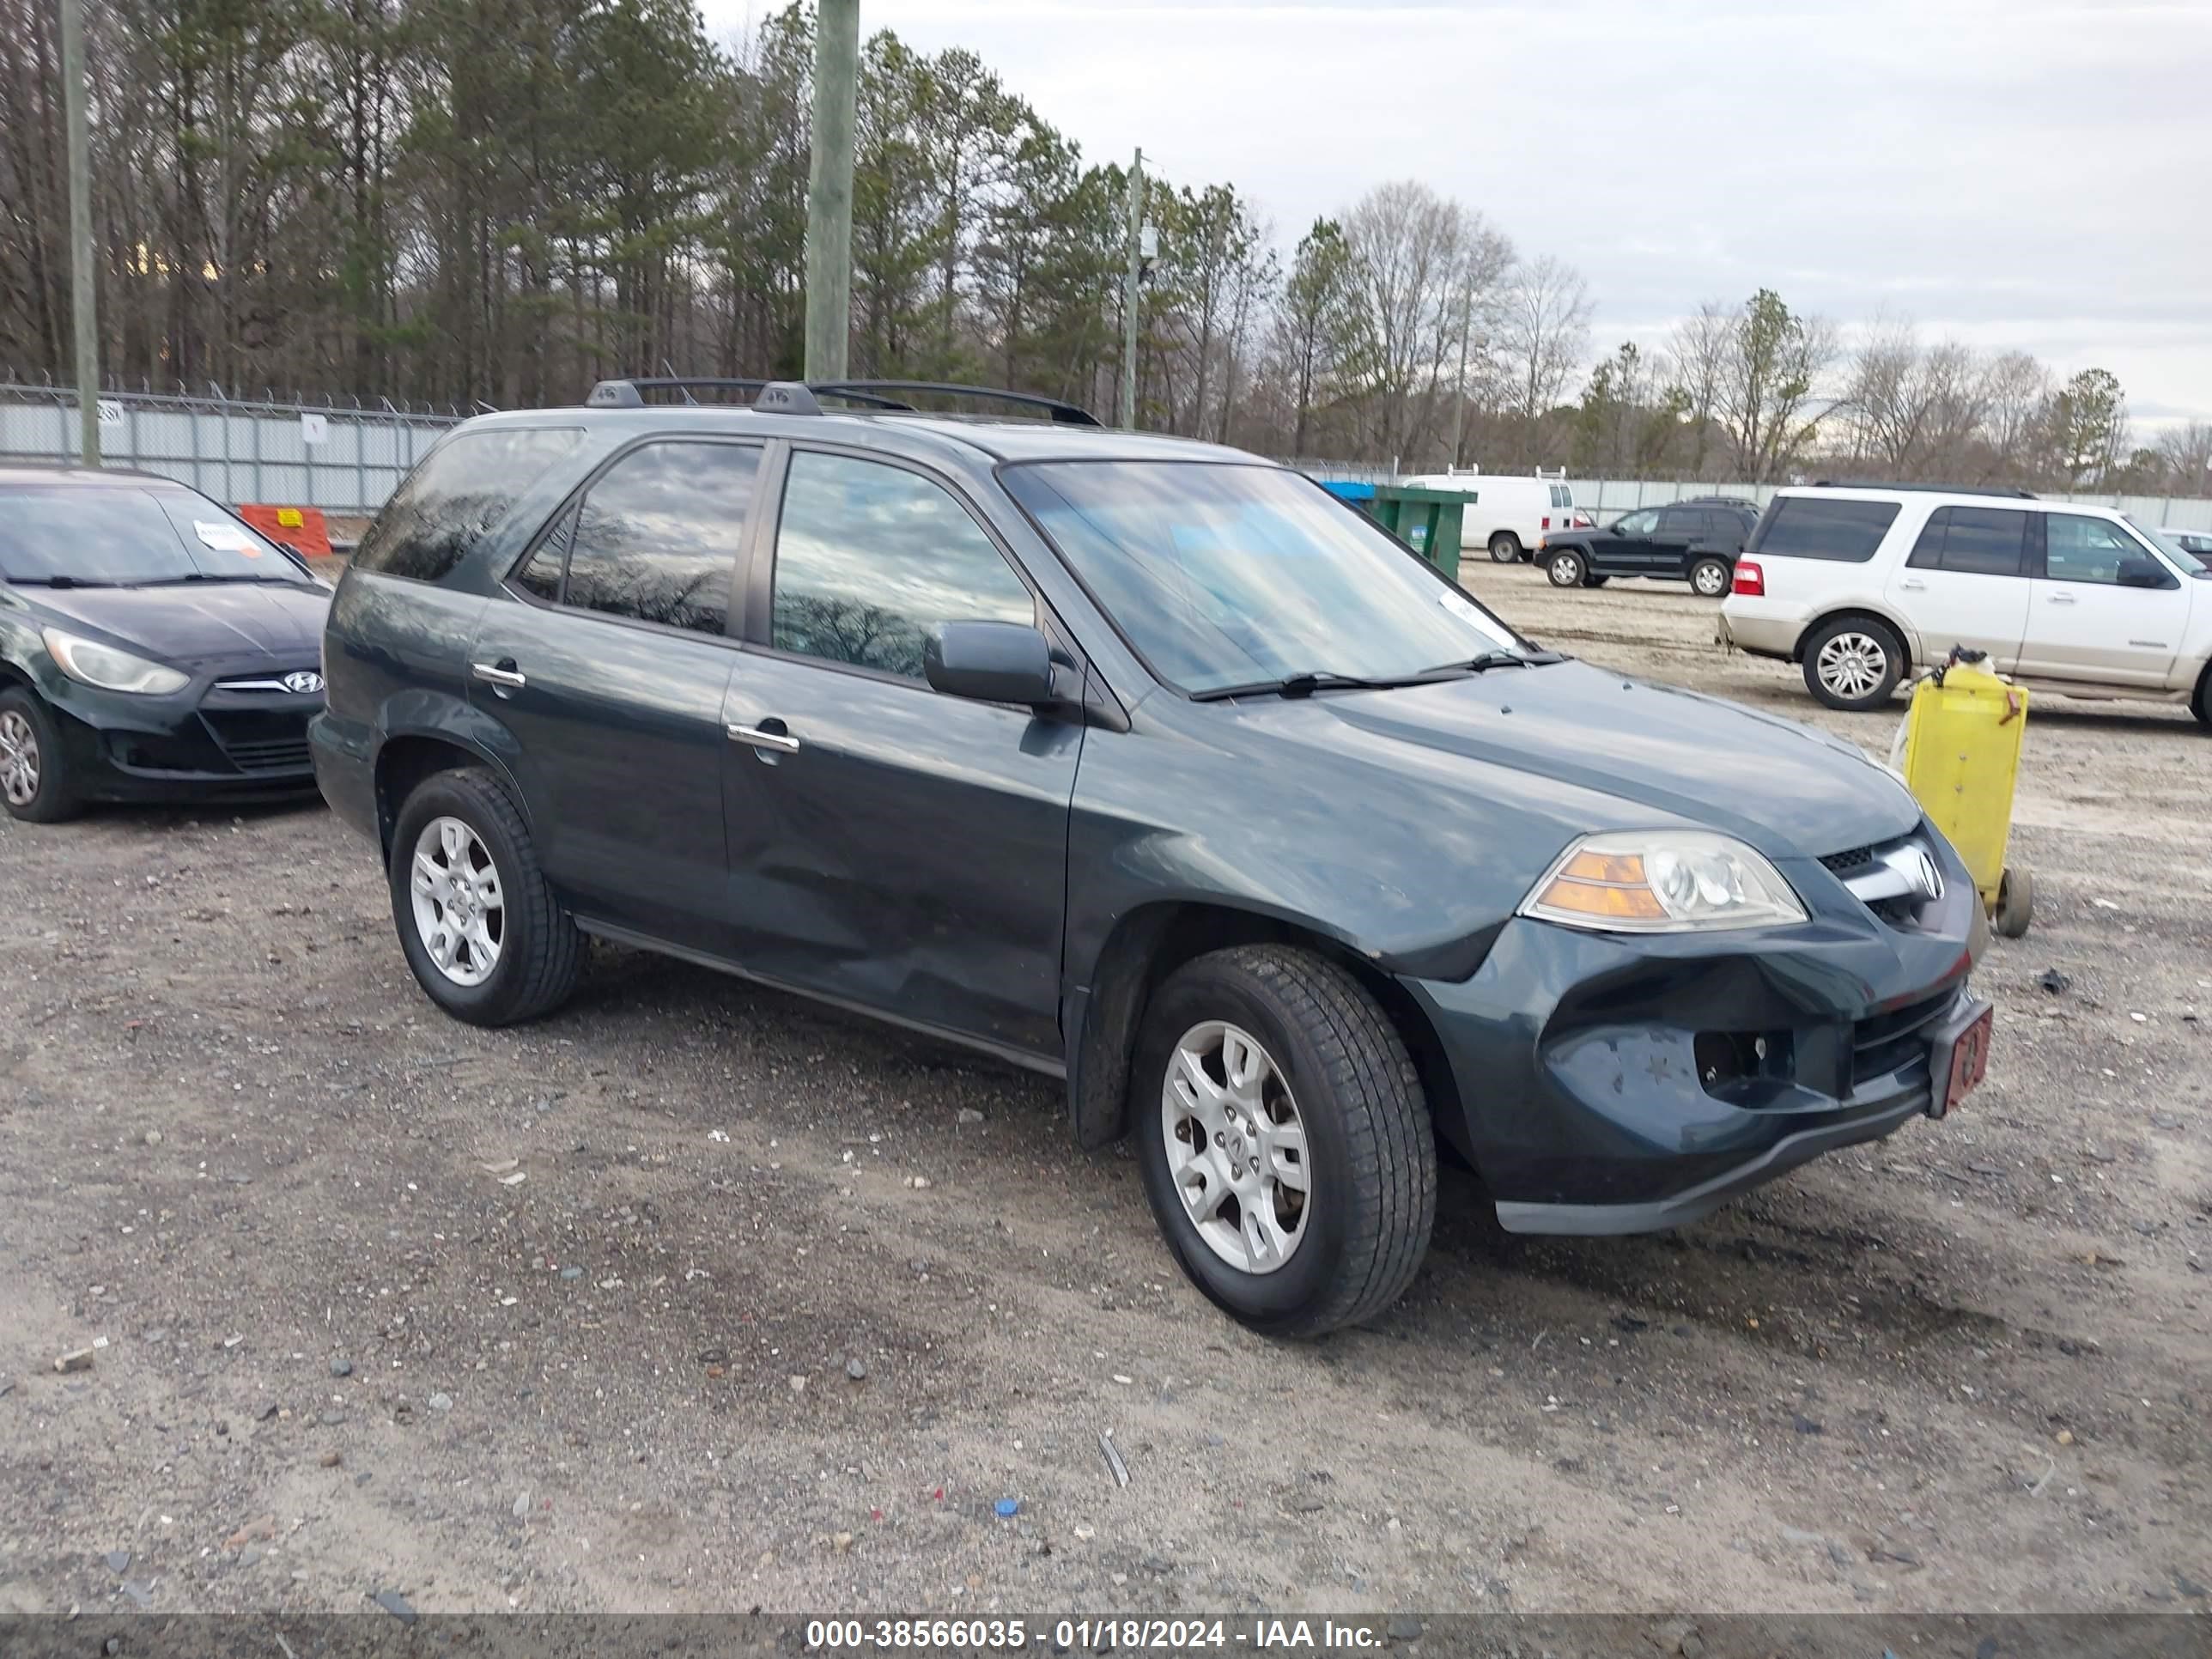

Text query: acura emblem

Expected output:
[1899,845,1943,902]
[283,670,325,695]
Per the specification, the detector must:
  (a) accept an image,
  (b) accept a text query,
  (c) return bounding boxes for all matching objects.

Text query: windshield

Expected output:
[0,486,307,585]
[1002,461,1522,695]
[2132,519,2211,575]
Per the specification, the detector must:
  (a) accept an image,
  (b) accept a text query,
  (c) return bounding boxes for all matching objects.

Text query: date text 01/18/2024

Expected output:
[805,1617,1402,1651]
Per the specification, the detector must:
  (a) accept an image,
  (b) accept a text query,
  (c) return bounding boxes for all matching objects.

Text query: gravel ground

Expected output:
[0,562,2205,1626]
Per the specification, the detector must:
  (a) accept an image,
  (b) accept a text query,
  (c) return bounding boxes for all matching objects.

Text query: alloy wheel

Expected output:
[1549,554,1582,586]
[0,710,40,807]
[1692,562,1729,596]
[409,816,506,987]
[1159,1020,1310,1274]
[1815,631,1888,701]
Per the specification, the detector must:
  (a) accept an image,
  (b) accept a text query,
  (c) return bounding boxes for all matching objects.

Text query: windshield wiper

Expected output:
[1191,668,1461,702]
[1421,647,1566,674]
[7,574,118,588]
[136,572,291,585]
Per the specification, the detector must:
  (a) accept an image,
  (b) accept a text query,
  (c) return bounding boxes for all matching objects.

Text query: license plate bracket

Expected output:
[1926,997,1994,1119]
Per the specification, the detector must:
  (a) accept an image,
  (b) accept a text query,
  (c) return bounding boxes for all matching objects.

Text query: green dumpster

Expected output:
[1365,485,1468,581]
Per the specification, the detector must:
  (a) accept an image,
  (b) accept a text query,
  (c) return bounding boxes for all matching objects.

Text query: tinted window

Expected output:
[1613,508,1660,536]
[772,452,1033,680]
[1905,506,2027,577]
[511,505,573,602]
[354,427,582,583]
[1655,508,1698,538]
[0,485,307,585]
[2044,514,2172,588]
[1750,495,1899,562]
[1001,460,1522,696]
[561,442,760,634]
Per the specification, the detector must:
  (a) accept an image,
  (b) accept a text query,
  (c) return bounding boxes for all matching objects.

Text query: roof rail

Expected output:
[1809,479,2038,500]
[581,376,1102,426]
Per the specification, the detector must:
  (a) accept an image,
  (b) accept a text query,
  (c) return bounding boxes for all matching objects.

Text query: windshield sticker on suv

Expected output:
[1437,588,1488,628]
[194,520,261,556]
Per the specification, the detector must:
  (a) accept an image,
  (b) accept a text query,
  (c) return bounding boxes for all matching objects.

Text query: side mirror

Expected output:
[925,621,1057,705]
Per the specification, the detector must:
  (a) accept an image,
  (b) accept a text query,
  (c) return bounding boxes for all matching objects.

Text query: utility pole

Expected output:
[59,0,100,465]
[803,0,860,382]
[1117,148,1144,429]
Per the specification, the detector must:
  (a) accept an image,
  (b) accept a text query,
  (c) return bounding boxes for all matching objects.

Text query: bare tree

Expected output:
[1338,180,1483,462]
[1844,313,1990,479]
[1661,302,1733,475]
[1979,349,2052,482]
[2155,420,2212,491]
[1497,254,1592,431]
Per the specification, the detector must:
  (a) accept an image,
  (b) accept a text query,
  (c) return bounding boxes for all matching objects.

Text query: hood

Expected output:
[1237,659,1919,862]
[25,581,330,675]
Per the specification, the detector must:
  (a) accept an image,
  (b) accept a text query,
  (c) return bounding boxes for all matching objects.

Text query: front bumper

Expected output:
[46,675,323,803]
[1406,841,1983,1234]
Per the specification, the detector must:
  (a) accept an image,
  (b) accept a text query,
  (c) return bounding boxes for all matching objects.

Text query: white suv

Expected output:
[1719,484,2212,724]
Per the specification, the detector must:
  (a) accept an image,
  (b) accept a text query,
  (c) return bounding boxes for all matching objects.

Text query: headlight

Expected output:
[41,628,191,696]
[1521,830,1807,933]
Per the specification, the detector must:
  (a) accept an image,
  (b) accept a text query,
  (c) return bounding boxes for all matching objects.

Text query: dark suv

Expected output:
[1540,498,1759,596]
[313,380,1991,1337]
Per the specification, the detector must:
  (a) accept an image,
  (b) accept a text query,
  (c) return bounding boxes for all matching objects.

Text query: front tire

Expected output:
[2193,665,2211,730]
[388,766,582,1025]
[1546,549,1586,587]
[1133,945,1436,1338]
[1802,616,1905,711]
[1689,557,1731,598]
[0,689,82,823]
[1488,532,1523,564]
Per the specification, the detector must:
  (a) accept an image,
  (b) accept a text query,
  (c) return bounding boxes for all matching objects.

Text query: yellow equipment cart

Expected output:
[1891,652,2032,937]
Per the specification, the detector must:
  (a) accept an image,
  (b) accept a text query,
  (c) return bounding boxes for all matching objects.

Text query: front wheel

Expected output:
[1689,557,1731,598]
[1133,945,1436,1338]
[1487,532,1523,564]
[1802,616,1905,711]
[1546,550,1587,587]
[388,766,583,1025]
[0,688,82,823]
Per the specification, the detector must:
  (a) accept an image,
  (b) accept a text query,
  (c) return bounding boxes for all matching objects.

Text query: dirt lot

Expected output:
[0,563,2205,1627]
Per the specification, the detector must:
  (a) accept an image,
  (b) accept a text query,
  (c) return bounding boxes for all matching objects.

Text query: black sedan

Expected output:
[1540,499,1758,596]
[0,466,331,821]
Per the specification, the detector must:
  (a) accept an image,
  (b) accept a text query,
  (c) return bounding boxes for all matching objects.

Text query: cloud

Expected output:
[705,0,2212,420]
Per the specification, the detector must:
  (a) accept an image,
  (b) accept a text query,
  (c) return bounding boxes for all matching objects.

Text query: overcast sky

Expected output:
[707,1,2212,428]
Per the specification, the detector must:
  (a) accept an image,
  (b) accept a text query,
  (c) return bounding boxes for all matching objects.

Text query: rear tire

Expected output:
[1995,866,2033,939]
[1689,557,1731,598]
[1133,945,1436,1339]
[1546,550,1587,587]
[0,688,82,823]
[1488,532,1523,564]
[1802,615,1906,711]
[388,766,583,1025]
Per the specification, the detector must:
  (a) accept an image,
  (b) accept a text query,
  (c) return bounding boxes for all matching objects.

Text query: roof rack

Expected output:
[1809,479,2037,500]
[583,377,1103,427]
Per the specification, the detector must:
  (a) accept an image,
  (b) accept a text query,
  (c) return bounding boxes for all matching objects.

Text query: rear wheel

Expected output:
[0,688,82,823]
[1133,945,1436,1338]
[1995,866,2033,939]
[1487,532,1523,564]
[1802,616,1905,711]
[1546,549,1587,587]
[388,766,583,1025]
[1689,557,1731,598]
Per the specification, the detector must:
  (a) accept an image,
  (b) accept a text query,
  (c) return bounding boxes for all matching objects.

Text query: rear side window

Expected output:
[1749,495,1899,562]
[354,427,582,583]
[560,441,763,635]
[1905,506,2027,577]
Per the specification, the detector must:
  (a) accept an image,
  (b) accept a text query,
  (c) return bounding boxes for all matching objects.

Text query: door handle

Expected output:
[2046,593,2077,605]
[1898,578,1926,591]
[727,721,800,755]
[471,659,526,691]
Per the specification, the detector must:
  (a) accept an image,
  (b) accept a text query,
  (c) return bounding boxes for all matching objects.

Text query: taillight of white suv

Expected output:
[1732,560,1764,597]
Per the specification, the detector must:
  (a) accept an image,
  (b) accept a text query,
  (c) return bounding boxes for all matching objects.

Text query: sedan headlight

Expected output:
[42,628,191,696]
[1522,830,1807,933]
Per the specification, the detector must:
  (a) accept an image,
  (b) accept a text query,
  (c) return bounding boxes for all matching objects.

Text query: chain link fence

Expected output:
[0,381,470,515]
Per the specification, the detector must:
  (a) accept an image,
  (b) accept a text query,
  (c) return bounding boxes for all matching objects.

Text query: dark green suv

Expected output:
[312,380,1989,1336]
